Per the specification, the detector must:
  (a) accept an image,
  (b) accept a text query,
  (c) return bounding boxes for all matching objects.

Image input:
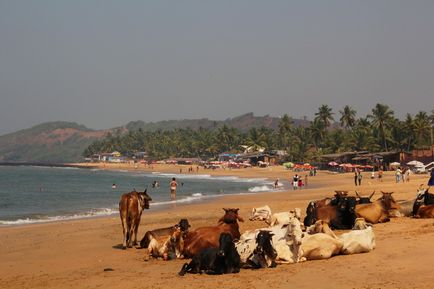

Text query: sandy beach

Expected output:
[1,164,433,289]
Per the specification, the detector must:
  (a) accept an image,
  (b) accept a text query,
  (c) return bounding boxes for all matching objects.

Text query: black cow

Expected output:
[304,196,357,229]
[178,233,240,276]
[247,231,277,269]
[412,189,434,216]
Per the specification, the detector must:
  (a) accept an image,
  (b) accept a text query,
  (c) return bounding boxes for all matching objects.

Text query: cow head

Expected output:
[178,219,191,232]
[337,196,357,213]
[220,208,244,224]
[139,189,152,210]
[217,232,234,257]
[254,230,277,259]
[380,192,399,211]
[303,201,317,227]
[287,217,303,246]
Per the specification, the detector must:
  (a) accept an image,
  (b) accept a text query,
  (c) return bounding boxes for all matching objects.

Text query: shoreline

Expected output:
[1,164,433,289]
[0,164,288,227]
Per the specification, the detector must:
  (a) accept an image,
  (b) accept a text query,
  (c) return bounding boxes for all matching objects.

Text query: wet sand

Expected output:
[1,164,433,289]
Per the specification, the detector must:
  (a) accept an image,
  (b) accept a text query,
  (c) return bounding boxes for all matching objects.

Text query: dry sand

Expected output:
[1,164,434,289]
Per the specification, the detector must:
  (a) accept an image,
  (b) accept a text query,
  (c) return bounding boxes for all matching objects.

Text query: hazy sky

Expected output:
[1,1,433,134]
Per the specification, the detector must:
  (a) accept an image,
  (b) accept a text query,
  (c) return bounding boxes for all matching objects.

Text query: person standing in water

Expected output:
[169,177,178,200]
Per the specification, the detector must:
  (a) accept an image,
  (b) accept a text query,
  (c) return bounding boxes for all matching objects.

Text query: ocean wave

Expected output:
[0,208,117,226]
[147,172,268,183]
[248,185,274,192]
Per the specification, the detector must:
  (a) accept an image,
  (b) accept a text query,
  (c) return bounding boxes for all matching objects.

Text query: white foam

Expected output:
[0,208,117,226]
[248,185,274,192]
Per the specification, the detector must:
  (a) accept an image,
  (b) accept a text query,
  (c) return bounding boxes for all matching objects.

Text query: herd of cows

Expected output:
[118,185,434,276]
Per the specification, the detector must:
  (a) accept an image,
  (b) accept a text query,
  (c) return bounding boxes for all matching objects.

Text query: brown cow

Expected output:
[415,205,434,218]
[355,192,398,224]
[183,208,244,258]
[119,190,152,249]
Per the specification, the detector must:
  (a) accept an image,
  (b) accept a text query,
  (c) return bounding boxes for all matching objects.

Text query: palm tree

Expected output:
[278,114,293,149]
[413,111,431,147]
[369,103,394,151]
[314,105,335,128]
[339,105,356,129]
[309,118,326,149]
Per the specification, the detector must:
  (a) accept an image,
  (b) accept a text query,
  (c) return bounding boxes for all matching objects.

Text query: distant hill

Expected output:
[0,113,309,163]
[125,113,309,132]
[0,122,110,163]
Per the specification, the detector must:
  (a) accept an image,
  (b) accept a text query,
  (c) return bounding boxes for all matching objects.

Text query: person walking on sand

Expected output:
[378,169,383,182]
[169,177,178,200]
[357,171,362,186]
[274,178,279,189]
[292,174,299,190]
[395,167,402,183]
[354,171,358,186]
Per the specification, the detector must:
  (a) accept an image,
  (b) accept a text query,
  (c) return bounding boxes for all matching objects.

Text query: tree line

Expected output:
[83,104,434,162]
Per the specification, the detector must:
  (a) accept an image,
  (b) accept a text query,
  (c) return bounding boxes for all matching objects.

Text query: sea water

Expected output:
[0,166,284,225]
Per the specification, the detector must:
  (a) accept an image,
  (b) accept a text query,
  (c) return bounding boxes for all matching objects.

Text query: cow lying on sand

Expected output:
[355,192,398,224]
[140,219,190,260]
[304,194,357,229]
[249,205,302,226]
[119,190,152,249]
[236,217,304,266]
[178,233,240,276]
[140,219,190,259]
[183,208,244,258]
[306,219,375,255]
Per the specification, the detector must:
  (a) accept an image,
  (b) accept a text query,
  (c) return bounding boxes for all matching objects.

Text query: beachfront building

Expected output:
[321,151,409,170]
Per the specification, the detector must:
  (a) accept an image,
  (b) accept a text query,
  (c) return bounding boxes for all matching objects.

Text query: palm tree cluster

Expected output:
[83,104,434,162]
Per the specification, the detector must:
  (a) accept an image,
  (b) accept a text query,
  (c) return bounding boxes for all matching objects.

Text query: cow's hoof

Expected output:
[122,246,127,250]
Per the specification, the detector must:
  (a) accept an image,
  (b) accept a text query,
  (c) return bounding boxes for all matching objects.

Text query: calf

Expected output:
[178,233,240,276]
[147,226,183,260]
[119,190,152,249]
[140,218,190,257]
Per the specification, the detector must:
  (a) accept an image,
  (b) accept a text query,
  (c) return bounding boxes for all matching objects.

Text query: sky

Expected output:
[0,0,433,134]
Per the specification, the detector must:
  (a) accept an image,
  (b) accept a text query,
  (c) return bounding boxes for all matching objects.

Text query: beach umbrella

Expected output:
[407,160,424,167]
[328,161,339,166]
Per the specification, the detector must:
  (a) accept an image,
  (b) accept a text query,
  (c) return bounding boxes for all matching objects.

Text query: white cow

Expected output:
[339,226,376,255]
[306,219,376,255]
[249,205,302,226]
[236,217,305,265]
[301,233,343,260]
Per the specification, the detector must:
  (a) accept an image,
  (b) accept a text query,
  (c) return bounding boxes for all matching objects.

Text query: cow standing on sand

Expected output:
[119,190,152,249]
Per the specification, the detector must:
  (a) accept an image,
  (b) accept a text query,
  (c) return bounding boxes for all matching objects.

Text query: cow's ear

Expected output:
[223,208,228,212]
[235,208,239,213]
